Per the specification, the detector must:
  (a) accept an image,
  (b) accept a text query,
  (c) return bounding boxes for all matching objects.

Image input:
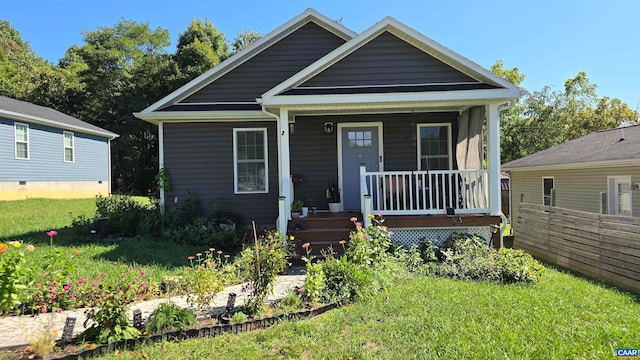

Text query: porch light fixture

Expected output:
[324,121,334,134]
[289,123,295,135]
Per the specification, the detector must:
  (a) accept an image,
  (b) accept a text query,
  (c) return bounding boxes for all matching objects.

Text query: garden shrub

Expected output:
[81,282,141,344]
[238,229,288,305]
[495,248,545,283]
[320,256,377,304]
[145,302,196,333]
[94,195,154,237]
[183,249,237,310]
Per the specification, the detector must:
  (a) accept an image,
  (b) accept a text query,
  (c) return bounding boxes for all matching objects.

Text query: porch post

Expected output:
[158,122,165,214]
[277,109,291,235]
[486,103,501,216]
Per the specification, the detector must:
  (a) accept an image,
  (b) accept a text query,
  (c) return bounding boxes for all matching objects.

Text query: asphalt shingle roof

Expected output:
[0,96,118,139]
[502,124,640,169]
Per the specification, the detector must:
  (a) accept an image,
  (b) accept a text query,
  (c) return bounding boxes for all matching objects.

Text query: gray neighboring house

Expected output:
[503,125,640,227]
[0,96,118,200]
[135,9,520,245]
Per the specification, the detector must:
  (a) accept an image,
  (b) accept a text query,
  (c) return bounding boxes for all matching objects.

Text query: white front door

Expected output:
[609,176,632,215]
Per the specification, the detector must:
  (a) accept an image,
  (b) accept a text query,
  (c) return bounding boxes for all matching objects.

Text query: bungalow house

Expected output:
[135,9,520,248]
[503,124,640,228]
[0,96,118,200]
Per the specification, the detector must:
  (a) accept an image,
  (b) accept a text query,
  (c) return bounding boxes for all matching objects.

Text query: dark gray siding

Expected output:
[301,31,478,87]
[0,118,110,181]
[163,122,278,225]
[290,112,458,209]
[180,23,346,104]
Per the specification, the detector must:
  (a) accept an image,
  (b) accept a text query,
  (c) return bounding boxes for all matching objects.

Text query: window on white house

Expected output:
[417,124,451,170]
[608,176,632,215]
[64,131,74,162]
[542,177,554,206]
[15,123,29,159]
[234,128,268,194]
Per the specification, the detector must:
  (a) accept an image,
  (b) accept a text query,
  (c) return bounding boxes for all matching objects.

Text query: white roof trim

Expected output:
[140,9,355,114]
[133,111,271,125]
[261,88,519,107]
[503,159,640,172]
[262,16,521,101]
[0,109,118,139]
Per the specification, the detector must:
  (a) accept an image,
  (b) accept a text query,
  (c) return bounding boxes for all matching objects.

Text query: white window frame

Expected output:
[14,122,29,160]
[63,131,74,163]
[608,176,632,216]
[542,176,554,206]
[233,128,269,194]
[416,123,452,170]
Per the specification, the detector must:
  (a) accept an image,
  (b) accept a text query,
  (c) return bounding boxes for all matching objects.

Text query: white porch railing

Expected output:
[359,167,489,216]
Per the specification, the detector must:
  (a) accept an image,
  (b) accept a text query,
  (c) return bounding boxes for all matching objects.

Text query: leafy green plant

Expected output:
[0,241,31,313]
[82,287,140,344]
[93,195,155,237]
[321,256,376,304]
[276,291,304,313]
[495,248,545,283]
[344,215,393,267]
[146,302,196,333]
[291,200,304,212]
[184,248,237,310]
[301,243,325,304]
[238,227,288,304]
[231,311,249,323]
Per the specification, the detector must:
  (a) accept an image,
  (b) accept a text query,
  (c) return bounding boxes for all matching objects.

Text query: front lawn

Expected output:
[104,268,640,359]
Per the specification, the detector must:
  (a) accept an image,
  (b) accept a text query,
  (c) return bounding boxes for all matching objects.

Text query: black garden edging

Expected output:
[51,303,338,359]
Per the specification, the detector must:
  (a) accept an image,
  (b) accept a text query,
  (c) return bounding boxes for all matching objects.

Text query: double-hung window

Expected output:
[63,131,74,162]
[234,128,268,194]
[417,124,451,170]
[15,123,29,160]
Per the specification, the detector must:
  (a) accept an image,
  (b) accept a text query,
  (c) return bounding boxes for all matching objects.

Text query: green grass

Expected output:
[104,269,640,360]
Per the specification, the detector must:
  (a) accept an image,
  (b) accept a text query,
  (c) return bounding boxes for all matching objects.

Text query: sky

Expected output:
[3,0,639,109]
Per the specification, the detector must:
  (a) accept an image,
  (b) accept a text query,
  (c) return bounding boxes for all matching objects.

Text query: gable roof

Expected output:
[261,16,520,106]
[138,8,355,116]
[502,125,640,170]
[0,96,118,139]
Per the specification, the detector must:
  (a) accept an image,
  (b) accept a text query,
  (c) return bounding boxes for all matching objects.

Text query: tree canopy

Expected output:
[0,18,637,194]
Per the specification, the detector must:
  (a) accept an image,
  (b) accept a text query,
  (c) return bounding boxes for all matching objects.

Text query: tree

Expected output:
[63,19,177,194]
[174,18,229,82]
[231,28,261,53]
[491,61,639,163]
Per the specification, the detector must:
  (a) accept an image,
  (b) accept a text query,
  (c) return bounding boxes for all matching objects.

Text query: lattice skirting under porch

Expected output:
[390,227,492,247]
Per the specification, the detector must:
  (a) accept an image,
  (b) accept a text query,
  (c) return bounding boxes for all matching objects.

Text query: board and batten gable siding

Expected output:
[163,122,278,225]
[0,118,110,181]
[509,165,640,228]
[178,23,346,104]
[300,31,478,88]
[290,112,459,208]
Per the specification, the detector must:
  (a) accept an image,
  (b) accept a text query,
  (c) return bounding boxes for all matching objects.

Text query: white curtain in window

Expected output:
[456,106,485,208]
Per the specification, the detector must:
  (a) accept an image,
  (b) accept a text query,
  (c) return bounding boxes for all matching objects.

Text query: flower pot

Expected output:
[328,202,341,213]
[301,207,309,217]
[291,211,301,219]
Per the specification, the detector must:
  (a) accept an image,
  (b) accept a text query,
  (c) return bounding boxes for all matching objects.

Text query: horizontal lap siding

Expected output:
[302,32,478,87]
[182,23,346,103]
[163,122,278,225]
[0,118,110,181]
[290,112,458,208]
[510,166,640,230]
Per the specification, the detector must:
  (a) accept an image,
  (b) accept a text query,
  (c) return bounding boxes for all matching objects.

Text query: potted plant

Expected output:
[291,200,304,218]
[327,182,341,213]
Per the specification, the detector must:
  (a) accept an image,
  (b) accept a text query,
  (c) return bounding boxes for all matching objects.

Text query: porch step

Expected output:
[288,212,358,258]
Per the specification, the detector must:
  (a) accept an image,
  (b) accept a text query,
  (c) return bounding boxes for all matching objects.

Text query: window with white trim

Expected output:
[542,177,554,206]
[15,123,29,159]
[63,131,74,162]
[233,128,268,194]
[608,176,632,216]
[417,124,451,170]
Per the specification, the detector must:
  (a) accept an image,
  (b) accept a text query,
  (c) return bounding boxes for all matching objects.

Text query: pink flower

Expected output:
[26,244,35,252]
[388,231,395,236]
[140,269,146,276]
[302,243,310,249]
[41,308,48,314]
[57,308,63,313]
[48,286,54,291]
[69,294,75,299]
[112,262,118,265]
[46,230,58,237]
[355,222,362,227]
[73,249,81,255]
[36,283,41,287]
[187,256,195,260]
[196,253,202,257]
[378,211,385,216]
[363,233,369,239]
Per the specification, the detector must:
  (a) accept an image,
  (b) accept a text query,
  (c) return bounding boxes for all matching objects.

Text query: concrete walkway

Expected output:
[0,268,305,349]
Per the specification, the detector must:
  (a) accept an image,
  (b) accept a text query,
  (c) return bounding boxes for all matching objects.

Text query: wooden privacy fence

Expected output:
[516,202,640,294]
